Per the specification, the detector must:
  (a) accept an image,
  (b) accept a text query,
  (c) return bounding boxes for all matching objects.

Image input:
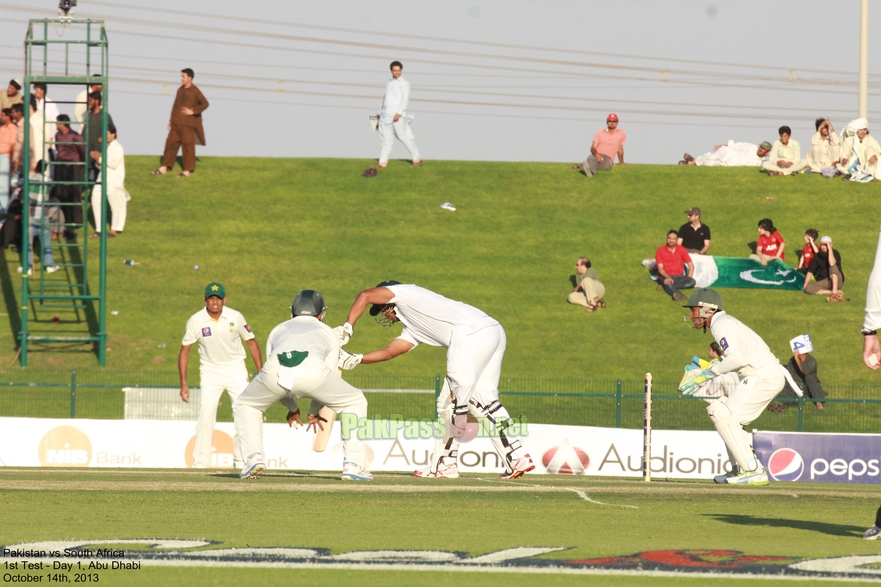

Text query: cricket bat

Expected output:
[312,369,341,452]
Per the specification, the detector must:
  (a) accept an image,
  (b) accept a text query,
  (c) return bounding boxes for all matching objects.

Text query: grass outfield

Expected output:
[0,157,877,390]
[2,468,881,585]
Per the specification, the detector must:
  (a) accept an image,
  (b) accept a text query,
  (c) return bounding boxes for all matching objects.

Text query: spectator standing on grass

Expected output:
[575,113,626,177]
[655,229,695,301]
[677,207,711,255]
[749,218,785,266]
[54,114,85,240]
[363,61,421,177]
[89,124,128,239]
[33,83,59,135]
[0,79,22,111]
[860,222,881,540]
[567,256,605,312]
[151,68,209,178]
[762,126,808,176]
[179,282,262,469]
[807,119,840,174]
[11,103,24,174]
[0,108,15,160]
[86,91,114,179]
[28,96,49,176]
[74,75,102,133]
[803,235,846,302]
[797,229,819,275]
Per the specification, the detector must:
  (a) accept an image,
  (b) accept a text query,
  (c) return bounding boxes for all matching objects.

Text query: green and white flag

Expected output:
[692,256,805,290]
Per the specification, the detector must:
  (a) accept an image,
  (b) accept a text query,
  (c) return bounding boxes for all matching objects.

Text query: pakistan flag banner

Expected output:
[692,255,805,290]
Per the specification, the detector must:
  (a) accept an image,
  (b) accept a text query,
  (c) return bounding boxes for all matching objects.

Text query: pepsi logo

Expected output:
[542,439,590,475]
[768,448,804,481]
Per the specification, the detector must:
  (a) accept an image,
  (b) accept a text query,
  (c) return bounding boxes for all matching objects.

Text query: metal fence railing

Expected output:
[0,370,878,433]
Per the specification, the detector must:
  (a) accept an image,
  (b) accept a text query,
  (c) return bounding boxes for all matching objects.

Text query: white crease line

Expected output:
[476,477,638,509]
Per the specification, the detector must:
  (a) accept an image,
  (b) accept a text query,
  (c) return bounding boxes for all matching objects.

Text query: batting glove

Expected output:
[338,349,363,371]
[335,322,354,346]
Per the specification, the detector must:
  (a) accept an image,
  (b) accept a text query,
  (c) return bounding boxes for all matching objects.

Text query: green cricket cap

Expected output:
[205,282,225,298]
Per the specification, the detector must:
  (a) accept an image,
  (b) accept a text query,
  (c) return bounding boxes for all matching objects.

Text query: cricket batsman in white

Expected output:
[683,288,783,485]
[336,280,534,479]
[232,290,372,482]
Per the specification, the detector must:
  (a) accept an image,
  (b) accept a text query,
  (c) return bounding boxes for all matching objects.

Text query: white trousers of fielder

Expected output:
[378,118,420,164]
[233,358,369,468]
[194,365,250,468]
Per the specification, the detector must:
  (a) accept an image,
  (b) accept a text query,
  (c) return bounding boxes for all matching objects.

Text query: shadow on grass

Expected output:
[705,513,864,538]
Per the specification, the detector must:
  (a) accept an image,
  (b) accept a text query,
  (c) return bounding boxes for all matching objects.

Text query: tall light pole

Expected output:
[859,0,868,118]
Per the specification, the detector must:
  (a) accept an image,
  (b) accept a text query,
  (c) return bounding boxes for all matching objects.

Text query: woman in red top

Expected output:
[750,218,786,266]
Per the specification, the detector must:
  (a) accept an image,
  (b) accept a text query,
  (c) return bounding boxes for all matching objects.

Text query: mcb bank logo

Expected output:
[38,426,92,467]
[767,448,805,481]
[542,439,590,475]
[184,430,236,468]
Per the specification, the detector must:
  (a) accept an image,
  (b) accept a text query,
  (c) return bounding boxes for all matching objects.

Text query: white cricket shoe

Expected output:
[725,469,770,486]
[864,526,881,540]
[413,461,459,479]
[500,454,536,480]
[341,462,373,482]
[714,470,739,484]
[239,452,266,479]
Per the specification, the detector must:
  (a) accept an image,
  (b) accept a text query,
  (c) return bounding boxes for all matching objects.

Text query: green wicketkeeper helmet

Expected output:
[684,288,724,314]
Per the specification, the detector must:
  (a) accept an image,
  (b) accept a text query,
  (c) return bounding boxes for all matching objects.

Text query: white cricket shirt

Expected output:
[182,306,255,368]
[265,316,339,376]
[386,284,492,348]
[707,311,779,378]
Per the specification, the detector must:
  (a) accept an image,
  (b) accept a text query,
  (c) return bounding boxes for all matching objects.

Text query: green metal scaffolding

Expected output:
[19,19,109,366]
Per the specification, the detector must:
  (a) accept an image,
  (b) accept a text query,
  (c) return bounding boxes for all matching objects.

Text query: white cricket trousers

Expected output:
[378,119,420,164]
[233,358,369,468]
[194,365,250,468]
[724,366,785,424]
[446,318,506,408]
[90,184,128,232]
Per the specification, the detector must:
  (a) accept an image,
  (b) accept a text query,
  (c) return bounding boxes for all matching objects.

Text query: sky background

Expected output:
[0,0,878,164]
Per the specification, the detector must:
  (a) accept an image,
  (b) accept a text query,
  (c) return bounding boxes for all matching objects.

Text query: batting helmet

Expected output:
[291,290,327,318]
[369,280,401,316]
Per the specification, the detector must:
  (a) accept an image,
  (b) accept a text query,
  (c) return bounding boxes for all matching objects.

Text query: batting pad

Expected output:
[706,398,761,472]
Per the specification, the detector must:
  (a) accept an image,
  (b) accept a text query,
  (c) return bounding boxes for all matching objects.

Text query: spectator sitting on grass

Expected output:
[655,229,695,302]
[680,141,770,167]
[762,126,808,176]
[807,118,840,174]
[749,218,785,266]
[837,118,881,182]
[804,235,846,302]
[567,256,605,313]
[677,207,711,255]
[797,229,819,275]
[769,334,826,413]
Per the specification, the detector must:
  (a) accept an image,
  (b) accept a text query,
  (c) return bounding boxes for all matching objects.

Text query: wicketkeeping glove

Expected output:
[334,322,354,346]
[338,349,363,371]
[679,368,716,396]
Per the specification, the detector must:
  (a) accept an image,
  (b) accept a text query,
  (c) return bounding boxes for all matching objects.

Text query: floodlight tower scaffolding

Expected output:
[20,18,109,366]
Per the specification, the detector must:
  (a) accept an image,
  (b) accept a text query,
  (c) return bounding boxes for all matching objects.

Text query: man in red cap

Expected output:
[575,113,626,177]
